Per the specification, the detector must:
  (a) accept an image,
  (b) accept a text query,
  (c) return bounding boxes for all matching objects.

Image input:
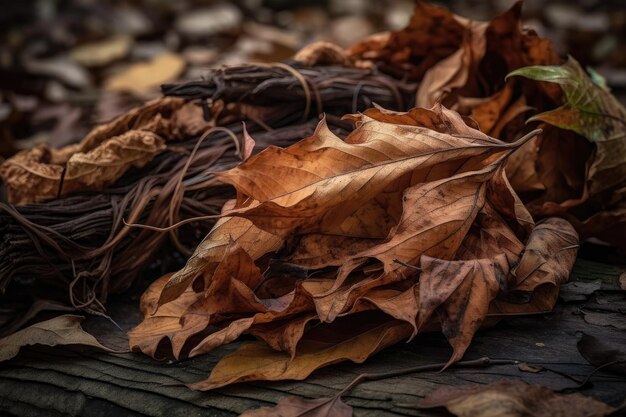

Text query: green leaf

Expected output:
[507,56,626,143]
[586,66,608,90]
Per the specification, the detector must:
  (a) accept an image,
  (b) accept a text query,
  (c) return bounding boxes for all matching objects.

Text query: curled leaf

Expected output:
[489,218,578,315]
[0,132,164,204]
[508,57,626,249]
[508,56,626,144]
[0,97,213,205]
[157,212,283,308]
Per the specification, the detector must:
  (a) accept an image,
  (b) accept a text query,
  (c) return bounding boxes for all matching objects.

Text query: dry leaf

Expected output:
[190,317,412,390]
[70,36,132,67]
[65,130,164,191]
[518,363,544,373]
[419,254,510,366]
[489,218,578,316]
[217,108,524,239]
[157,209,283,308]
[294,41,351,67]
[0,315,117,361]
[0,97,214,204]
[510,218,578,290]
[577,333,626,375]
[105,52,186,96]
[0,300,75,338]
[559,280,602,302]
[128,273,205,359]
[356,166,498,273]
[0,132,164,204]
[241,395,352,417]
[416,19,487,108]
[415,380,615,417]
[581,310,626,331]
[348,2,464,80]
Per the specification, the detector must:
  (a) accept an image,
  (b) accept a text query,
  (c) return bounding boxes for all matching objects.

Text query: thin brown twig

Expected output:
[557,360,626,392]
[338,357,518,397]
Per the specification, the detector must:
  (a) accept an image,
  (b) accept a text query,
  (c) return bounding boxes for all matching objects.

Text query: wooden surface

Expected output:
[0,257,625,417]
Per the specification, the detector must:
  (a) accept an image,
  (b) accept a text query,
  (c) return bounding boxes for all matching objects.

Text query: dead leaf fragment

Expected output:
[240,396,352,417]
[416,19,488,108]
[157,213,283,308]
[105,52,186,96]
[559,280,602,302]
[416,380,615,417]
[0,315,117,362]
[518,362,544,373]
[294,41,351,67]
[348,2,464,80]
[577,333,626,375]
[581,310,626,331]
[70,36,133,67]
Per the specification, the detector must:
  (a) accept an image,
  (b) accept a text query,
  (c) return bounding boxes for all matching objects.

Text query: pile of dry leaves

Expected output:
[0,2,625,416]
[129,103,579,388]
[124,1,625,391]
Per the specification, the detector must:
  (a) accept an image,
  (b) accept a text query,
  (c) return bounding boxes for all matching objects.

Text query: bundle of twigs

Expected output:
[161,63,415,117]
[0,63,417,322]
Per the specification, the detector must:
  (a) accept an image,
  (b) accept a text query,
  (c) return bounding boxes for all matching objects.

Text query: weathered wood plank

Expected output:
[1,259,624,416]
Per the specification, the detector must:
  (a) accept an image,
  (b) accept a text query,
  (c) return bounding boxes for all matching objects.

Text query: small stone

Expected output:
[175,4,242,38]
